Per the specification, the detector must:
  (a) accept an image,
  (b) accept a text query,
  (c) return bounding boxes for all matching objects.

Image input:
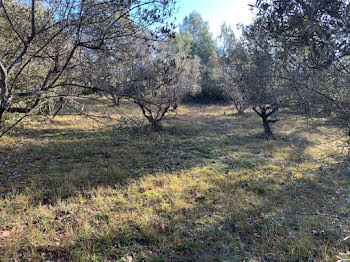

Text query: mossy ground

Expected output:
[0,102,349,261]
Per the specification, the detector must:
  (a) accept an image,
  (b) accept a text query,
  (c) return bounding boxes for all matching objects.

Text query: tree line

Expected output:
[0,0,349,146]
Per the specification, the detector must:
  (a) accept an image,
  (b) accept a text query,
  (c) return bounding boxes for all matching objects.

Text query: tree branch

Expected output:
[0,0,26,44]
[252,106,262,117]
[31,0,36,38]
[266,106,279,117]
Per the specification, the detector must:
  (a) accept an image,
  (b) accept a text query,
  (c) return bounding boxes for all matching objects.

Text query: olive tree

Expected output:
[116,38,201,129]
[242,44,282,140]
[254,0,350,135]
[218,24,249,114]
[0,0,176,136]
[219,21,284,139]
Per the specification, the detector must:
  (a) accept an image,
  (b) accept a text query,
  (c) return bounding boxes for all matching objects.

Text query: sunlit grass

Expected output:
[0,102,349,261]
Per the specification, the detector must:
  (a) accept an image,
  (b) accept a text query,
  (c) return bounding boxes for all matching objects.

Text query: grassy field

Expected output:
[0,102,349,261]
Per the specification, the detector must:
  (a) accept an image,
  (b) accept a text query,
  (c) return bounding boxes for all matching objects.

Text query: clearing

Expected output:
[0,103,349,261]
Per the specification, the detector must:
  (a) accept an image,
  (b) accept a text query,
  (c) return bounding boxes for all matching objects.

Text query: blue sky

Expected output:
[174,0,256,38]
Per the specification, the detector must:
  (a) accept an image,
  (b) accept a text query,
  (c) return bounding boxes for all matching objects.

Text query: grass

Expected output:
[0,102,349,261]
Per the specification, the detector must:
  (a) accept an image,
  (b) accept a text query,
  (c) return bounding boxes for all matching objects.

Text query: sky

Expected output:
[174,0,257,39]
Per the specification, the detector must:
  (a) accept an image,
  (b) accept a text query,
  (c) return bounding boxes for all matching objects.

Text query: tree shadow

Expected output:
[23,154,349,262]
[3,107,348,261]
[0,111,316,204]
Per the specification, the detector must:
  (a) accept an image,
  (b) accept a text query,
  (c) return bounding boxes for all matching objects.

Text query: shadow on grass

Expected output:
[2,108,349,261]
[0,112,315,205]
[23,157,349,262]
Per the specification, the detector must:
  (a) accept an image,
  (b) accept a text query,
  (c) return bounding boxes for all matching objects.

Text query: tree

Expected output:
[106,37,201,129]
[243,45,281,140]
[254,0,350,134]
[218,24,249,114]
[179,11,224,102]
[220,21,284,139]
[0,0,176,136]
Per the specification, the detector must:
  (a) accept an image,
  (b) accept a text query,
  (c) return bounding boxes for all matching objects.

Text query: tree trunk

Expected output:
[112,94,120,106]
[234,101,242,114]
[149,118,162,130]
[0,107,4,128]
[253,105,279,140]
[0,88,8,126]
[237,107,245,115]
[263,118,274,140]
[0,62,9,125]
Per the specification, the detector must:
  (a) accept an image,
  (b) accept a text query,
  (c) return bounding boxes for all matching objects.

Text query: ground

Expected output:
[0,102,349,261]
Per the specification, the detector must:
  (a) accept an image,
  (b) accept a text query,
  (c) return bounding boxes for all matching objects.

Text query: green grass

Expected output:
[0,103,349,261]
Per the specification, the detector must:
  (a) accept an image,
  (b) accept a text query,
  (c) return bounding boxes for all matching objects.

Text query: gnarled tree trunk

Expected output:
[253,105,279,140]
[262,117,274,139]
[134,100,170,130]
[235,102,245,115]
[148,118,162,130]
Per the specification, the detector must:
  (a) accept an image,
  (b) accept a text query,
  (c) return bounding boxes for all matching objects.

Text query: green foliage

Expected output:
[255,0,350,130]
[179,11,226,103]
[256,0,350,66]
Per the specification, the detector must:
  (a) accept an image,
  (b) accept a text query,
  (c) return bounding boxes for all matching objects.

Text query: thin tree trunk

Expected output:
[0,60,9,125]
[0,89,8,126]
[112,94,120,106]
[0,107,4,128]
